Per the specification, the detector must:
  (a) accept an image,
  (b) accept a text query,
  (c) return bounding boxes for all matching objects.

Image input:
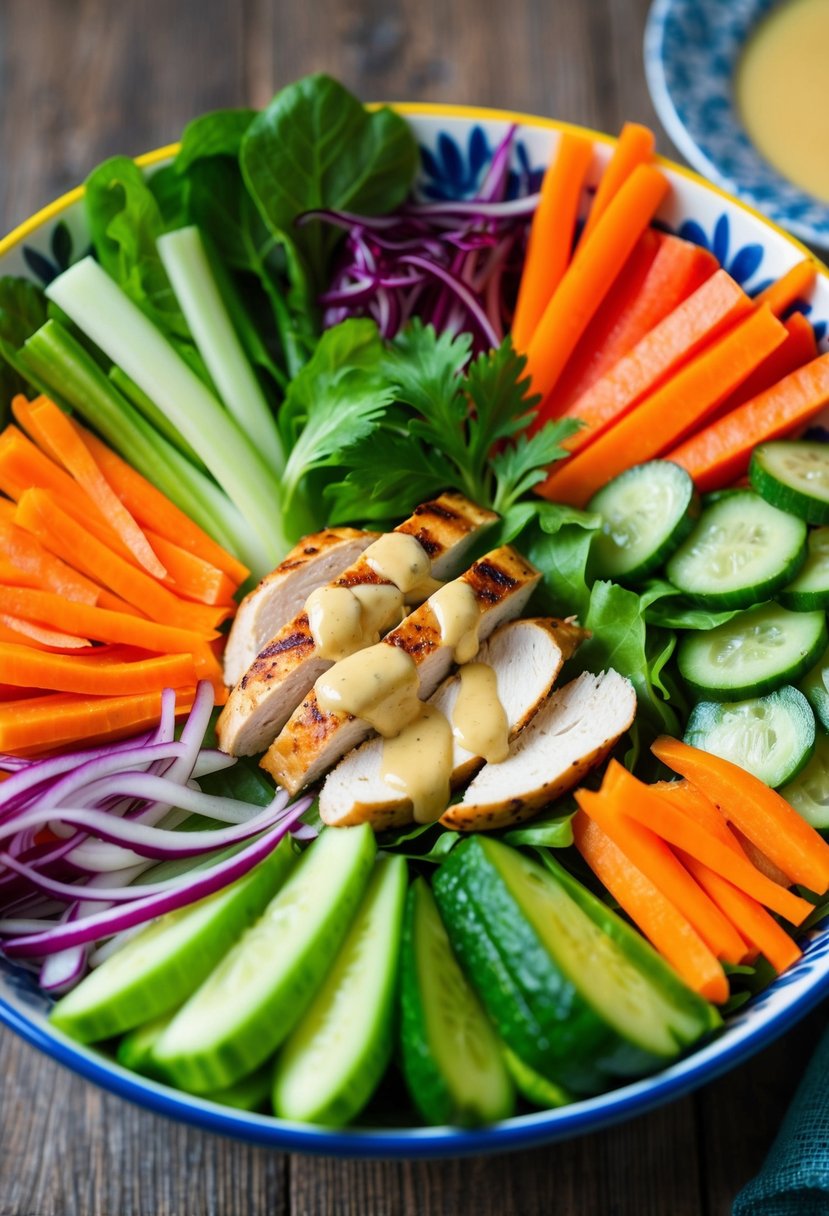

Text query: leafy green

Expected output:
[240,74,419,291]
[642,582,745,631]
[0,277,48,420]
[502,803,575,848]
[523,503,602,621]
[176,108,257,173]
[376,820,460,864]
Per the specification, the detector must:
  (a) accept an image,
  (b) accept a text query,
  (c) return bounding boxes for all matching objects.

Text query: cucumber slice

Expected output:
[588,460,697,582]
[433,838,719,1095]
[751,441,829,524]
[152,824,376,1093]
[209,1067,273,1112]
[665,491,807,609]
[502,1046,572,1110]
[780,528,829,610]
[399,877,514,1126]
[50,837,297,1043]
[677,604,828,700]
[684,687,815,788]
[799,647,829,731]
[272,855,408,1126]
[780,730,829,830]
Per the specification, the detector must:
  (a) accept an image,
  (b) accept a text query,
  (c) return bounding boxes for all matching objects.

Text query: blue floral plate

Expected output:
[2,103,829,1157]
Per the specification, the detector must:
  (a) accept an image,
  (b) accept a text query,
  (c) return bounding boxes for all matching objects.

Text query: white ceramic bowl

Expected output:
[2,103,829,1157]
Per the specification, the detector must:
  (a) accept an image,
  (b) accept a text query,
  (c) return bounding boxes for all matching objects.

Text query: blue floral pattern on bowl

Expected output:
[645,0,829,247]
[418,124,544,201]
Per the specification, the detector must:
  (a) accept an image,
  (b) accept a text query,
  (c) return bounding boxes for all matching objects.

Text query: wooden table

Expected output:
[0,1,824,1212]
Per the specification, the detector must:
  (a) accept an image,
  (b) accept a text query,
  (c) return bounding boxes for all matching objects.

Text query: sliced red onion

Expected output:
[399,255,500,348]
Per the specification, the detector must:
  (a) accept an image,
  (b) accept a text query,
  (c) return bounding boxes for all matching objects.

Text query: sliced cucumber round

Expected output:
[665,491,807,609]
[399,877,514,1127]
[588,460,697,583]
[780,527,829,610]
[799,647,829,731]
[677,604,828,700]
[684,686,815,788]
[151,824,376,1094]
[780,730,829,831]
[272,855,408,1127]
[433,838,720,1096]
[751,441,829,524]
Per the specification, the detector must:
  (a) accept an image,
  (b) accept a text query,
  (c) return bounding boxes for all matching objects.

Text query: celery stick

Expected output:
[108,366,207,471]
[158,227,286,474]
[46,258,288,561]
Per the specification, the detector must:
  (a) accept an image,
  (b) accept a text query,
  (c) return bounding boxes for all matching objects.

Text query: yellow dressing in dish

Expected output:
[381,703,455,823]
[452,662,510,763]
[315,643,421,736]
[430,580,481,662]
[736,0,829,202]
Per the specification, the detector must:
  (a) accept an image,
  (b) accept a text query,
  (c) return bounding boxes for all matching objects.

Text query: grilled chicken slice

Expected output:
[223,528,378,687]
[440,669,636,832]
[319,617,586,830]
[217,493,497,756]
[261,546,541,795]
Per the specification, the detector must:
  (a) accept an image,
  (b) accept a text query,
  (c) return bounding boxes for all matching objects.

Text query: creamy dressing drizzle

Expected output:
[315,643,421,736]
[305,582,403,660]
[452,662,509,763]
[430,580,481,662]
[381,703,454,823]
[364,532,432,593]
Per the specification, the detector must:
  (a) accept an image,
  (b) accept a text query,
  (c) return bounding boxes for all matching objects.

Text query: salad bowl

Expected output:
[2,102,829,1158]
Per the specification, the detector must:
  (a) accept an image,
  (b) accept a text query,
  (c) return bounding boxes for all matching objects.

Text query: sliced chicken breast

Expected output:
[217,493,497,756]
[261,546,541,795]
[440,669,637,832]
[223,528,378,687]
[319,617,586,830]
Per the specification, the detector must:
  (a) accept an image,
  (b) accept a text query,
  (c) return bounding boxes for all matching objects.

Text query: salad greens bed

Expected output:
[1,73,828,1131]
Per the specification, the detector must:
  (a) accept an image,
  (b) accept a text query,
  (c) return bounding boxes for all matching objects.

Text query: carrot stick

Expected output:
[755,259,817,317]
[552,269,752,456]
[511,131,594,349]
[523,164,670,405]
[548,233,718,416]
[79,429,248,585]
[144,530,236,607]
[574,787,748,962]
[579,123,656,246]
[711,313,818,419]
[539,304,787,506]
[0,687,199,755]
[26,397,167,579]
[0,520,99,605]
[0,615,91,650]
[729,826,792,888]
[573,809,729,1001]
[14,489,230,635]
[666,350,829,493]
[651,737,829,895]
[605,760,814,925]
[677,853,801,975]
[0,643,198,696]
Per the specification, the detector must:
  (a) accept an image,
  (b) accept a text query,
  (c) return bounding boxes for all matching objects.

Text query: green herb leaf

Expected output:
[0,277,48,420]
[502,804,575,848]
[325,423,451,524]
[491,420,581,512]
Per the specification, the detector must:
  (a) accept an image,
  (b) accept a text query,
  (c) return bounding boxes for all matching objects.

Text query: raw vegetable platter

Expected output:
[2,83,829,1158]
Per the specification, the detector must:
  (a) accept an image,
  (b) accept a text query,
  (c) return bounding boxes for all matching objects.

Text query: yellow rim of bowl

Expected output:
[1,103,826,279]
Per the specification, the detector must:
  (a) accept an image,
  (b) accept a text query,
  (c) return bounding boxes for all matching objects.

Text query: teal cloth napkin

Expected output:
[734,1022,829,1215]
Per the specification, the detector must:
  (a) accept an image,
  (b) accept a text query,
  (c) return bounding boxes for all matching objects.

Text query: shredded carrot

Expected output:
[666,350,829,493]
[0,687,199,755]
[552,269,752,457]
[523,164,670,405]
[573,809,729,1002]
[573,786,748,962]
[579,123,656,246]
[0,519,99,604]
[25,397,167,579]
[755,259,817,317]
[651,737,829,895]
[0,643,198,696]
[511,131,594,349]
[539,304,787,506]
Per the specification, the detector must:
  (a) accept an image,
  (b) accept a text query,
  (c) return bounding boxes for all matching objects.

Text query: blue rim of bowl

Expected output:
[1,100,829,1157]
[644,0,829,248]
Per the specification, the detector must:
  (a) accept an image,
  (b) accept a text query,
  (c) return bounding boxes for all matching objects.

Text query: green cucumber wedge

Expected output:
[684,686,816,788]
[50,836,297,1043]
[588,460,698,583]
[152,824,376,1093]
[272,855,407,1126]
[502,1046,572,1110]
[433,838,720,1095]
[665,490,807,609]
[780,730,829,831]
[781,527,829,610]
[399,877,514,1126]
[209,1067,273,1112]
[751,441,829,524]
[677,604,828,700]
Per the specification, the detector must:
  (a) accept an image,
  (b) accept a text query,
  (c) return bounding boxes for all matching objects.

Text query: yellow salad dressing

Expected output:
[736,0,829,202]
